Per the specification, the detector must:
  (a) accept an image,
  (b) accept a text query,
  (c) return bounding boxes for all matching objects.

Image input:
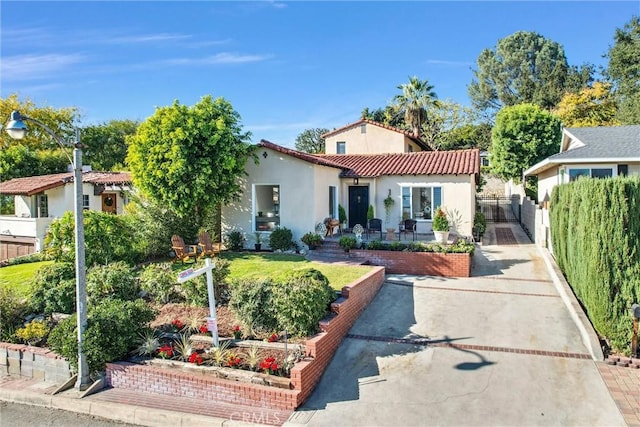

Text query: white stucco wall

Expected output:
[324,124,408,154]
[536,167,559,204]
[221,148,342,249]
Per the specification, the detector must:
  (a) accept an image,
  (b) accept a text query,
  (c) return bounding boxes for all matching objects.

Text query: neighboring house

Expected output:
[322,119,431,155]
[524,125,640,204]
[221,139,479,247]
[0,171,131,261]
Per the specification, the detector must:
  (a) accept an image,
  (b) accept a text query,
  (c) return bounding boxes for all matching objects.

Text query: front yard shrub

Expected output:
[30,262,76,314]
[87,262,139,303]
[550,176,640,353]
[225,230,245,251]
[229,278,277,334]
[139,262,179,304]
[269,227,295,251]
[181,258,231,305]
[49,298,157,373]
[0,286,28,341]
[271,268,335,337]
[15,319,50,345]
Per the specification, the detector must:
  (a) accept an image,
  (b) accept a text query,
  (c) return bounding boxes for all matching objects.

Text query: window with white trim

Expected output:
[336,141,346,154]
[37,194,48,218]
[568,167,612,181]
[401,186,442,220]
[254,185,280,231]
[83,194,90,210]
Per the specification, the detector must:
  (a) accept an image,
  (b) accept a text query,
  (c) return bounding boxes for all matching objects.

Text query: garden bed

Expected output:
[355,249,472,277]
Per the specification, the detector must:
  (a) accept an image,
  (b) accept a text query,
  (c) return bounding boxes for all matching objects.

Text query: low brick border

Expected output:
[0,342,71,383]
[106,266,386,410]
[353,249,472,277]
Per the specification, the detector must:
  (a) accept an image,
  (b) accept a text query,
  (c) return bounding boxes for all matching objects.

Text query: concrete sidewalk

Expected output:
[286,223,629,426]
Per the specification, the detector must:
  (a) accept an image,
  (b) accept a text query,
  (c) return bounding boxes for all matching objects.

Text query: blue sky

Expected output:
[2,1,638,148]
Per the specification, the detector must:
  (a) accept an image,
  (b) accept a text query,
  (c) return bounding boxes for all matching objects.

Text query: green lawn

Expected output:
[173,252,372,291]
[0,261,53,296]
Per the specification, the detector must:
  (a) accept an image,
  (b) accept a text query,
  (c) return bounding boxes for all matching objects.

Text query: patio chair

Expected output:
[367,218,383,240]
[399,219,417,241]
[324,217,342,237]
[171,234,198,264]
[198,231,222,258]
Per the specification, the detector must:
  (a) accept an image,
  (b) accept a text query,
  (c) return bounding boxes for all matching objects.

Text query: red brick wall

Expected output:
[105,266,386,410]
[353,250,471,277]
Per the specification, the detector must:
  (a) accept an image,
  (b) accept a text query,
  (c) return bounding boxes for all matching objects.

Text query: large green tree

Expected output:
[553,82,619,127]
[82,120,139,171]
[126,95,254,221]
[491,103,562,181]
[468,31,592,116]
[605,16,640,124]
[294,128,330,153]
[393,76,439,139]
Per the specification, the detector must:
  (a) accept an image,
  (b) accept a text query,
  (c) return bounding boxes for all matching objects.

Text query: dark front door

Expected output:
[348,186,369,229]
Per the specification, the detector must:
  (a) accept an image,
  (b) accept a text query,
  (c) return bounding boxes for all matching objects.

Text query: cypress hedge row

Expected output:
[550,177,640,353]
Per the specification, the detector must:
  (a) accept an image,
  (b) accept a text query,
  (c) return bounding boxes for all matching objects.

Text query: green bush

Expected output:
[550,176,640,353]
[225,230,245,251]
[338,204,347,224]
[87,262,139,303]
[271,269,335,337]
[48,298,157,373]
[30,262,76,314]
[181,258,231,306]
[139,262,179,304]
[229,278,278,334]
[5,252,48,266]
[269,227,295,251]
[473,211,487,238]
[338,236,357,251]
[0,286,28,341]
[15,319,50,345]
[367,205,374,222]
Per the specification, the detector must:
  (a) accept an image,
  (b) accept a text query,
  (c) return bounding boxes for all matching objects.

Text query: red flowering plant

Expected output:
[268,333,278,343]
[233,325,242,339]
[188,352,203,365]
[157,345,174,359]
[259,357,279,375]
[227,356,242,368]
[199,324,208,334]
[170,319,184,333]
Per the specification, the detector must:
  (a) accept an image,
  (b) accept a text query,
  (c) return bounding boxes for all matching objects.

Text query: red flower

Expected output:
[171,319,184,331]
[227,357,241,367]
[199,324,208,334]
[268,333,278,343]
[158,345,173,358]
[260,357,278,373]
[233,325,242,339]
[189,352,203,365]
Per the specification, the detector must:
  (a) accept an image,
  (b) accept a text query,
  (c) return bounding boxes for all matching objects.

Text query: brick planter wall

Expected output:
[0,343,72,383]
[105,266,386,410]
[352,249,472,277]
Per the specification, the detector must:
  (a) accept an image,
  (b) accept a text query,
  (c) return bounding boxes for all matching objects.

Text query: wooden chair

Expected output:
[171,235,198,263]
[324,217,342,237]
[399,219,417,241]
[367,218,383,240]
[198,231,221,258]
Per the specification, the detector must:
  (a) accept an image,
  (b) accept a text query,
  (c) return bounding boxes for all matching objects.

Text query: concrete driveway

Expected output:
[286,224,625,426]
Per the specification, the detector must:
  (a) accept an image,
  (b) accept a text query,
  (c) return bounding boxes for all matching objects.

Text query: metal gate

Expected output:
[477,195,520,222]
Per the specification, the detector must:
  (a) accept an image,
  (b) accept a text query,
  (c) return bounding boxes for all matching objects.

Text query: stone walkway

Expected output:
[598,362,640,426]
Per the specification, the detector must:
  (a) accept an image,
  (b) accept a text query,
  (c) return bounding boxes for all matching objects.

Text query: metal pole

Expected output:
[204,258,219,347]
[73,130,90,390]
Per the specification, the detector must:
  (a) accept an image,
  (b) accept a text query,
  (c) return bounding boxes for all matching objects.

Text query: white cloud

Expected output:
[162,52,273,66]
[1,53,86,81]
[104,33,193,44]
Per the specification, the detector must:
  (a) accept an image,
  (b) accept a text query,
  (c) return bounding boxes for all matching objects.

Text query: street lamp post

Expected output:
[4,110,90,390]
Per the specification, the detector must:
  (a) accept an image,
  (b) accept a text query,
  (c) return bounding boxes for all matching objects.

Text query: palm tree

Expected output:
[393,76,439,138]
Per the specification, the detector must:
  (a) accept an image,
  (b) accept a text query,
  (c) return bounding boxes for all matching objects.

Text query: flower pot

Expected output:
[434,231,449,244]
[254,244,262,251]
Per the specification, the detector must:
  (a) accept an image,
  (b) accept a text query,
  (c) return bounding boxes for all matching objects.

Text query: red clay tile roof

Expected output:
[0,171,132,196]
[321,119,431,150]
[318,149,480,177]
[257,140,345,169]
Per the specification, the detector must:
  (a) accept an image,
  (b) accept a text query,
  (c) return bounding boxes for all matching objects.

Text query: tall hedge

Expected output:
[550,177,640,352]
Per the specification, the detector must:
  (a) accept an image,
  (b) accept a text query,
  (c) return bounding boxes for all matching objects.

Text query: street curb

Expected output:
[0,384,237,426]
[538,246,604,361]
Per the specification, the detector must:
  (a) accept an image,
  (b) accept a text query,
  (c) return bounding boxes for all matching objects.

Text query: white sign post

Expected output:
[177,258,219,347]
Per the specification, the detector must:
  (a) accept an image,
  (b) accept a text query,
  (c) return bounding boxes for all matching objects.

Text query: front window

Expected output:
[255,185,280,231]
[401,186,442,220]
[83,194,90,210]
[329,186,337,218]
[336,141,346,154]
[569,168,612,182]
[37,194,48,218]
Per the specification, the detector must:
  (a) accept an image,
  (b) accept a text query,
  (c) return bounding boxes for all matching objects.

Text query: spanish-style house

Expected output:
[523,125,640,204]
[0,171,131,261]
[221,119,480,247]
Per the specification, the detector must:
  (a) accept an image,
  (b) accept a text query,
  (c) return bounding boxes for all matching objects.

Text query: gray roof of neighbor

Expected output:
[551,125,640,160]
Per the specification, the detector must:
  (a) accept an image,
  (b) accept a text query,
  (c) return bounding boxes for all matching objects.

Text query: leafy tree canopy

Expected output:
[126,95,254,219]
[553,82,620,127]
[437,122,492,151]
[0,144,70,180]
[468,31,592,116]
[1,94,79,150]
[294,128,329,153]
[82,120,139,171]
[393,76,439,139]
[605,16,640,124]
[491,103,562,181]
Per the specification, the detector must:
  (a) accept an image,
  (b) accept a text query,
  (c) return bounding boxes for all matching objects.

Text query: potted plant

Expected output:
[338,204,347,229]
[367,204,374,223]
[338,236,357,253]
[254,231,263,251]
[432,206,450,244]
[383,189,395,226]
[473,211,486,242]
[301,232,323,250]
